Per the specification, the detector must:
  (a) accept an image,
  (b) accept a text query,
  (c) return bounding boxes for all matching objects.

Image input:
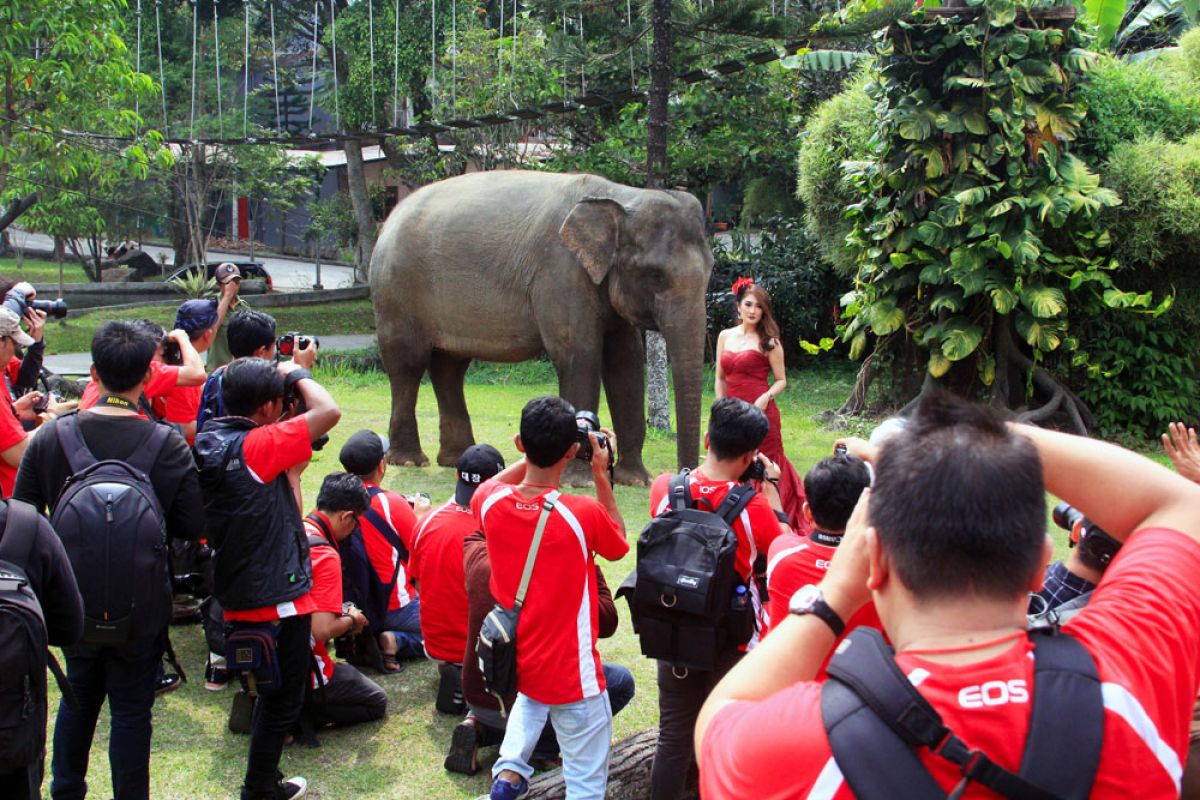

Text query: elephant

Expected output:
[368,169,713,485]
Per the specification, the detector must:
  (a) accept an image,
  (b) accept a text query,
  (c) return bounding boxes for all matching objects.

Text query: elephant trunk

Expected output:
[660,311,706,470]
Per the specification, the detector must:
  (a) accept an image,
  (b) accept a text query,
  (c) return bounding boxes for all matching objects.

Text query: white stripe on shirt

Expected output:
[1102,681,1183,792]
[806,757,845,800]
[543,498,602,698]
[766,543,808,583]
[480,485,513,523]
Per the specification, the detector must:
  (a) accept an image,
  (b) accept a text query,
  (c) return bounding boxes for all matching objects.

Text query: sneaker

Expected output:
[205,659,231,691]
[155,672,183,697]
[279,776,307,799]
[489,774,528,800]
[436,663,466,715]
[443,718,480,775]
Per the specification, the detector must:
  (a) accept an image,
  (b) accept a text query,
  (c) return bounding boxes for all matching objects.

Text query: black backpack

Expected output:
[628,471,757,673]
[821,627,1103,800]
[339,487,408,637]
[0,499,72,779]
[50,413,173,645]
[196,366,226,435]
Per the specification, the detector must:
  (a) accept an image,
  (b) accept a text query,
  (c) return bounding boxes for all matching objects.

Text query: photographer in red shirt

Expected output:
[697,393,1200,800]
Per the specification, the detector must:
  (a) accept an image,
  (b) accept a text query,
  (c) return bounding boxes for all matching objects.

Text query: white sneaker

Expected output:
[281,777,307,799]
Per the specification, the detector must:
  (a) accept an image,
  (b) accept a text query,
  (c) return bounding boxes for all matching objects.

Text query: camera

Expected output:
[739,457,766,484]
[574,411,610,462]
[834,443,848,456]
[277,332,319,358]
[1052,502,1122,571]
[405,492,431,508]
[31,390,59,414]
[2,282,68,320]
[281,379,328,451]
[161,337,182,366]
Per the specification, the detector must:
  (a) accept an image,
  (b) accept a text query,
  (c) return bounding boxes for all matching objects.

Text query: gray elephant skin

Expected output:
[368,169,713,485]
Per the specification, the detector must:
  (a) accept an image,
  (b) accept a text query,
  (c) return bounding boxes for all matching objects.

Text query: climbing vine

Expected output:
[837,0,1166,427]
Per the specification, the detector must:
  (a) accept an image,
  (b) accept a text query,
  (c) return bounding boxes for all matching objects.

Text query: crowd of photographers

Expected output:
[0,263,1198,800]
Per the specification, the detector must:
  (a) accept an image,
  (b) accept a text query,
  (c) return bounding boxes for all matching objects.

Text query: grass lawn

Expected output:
[43,300,377,354]
[43,360,1105,799]
[0,256,92,284]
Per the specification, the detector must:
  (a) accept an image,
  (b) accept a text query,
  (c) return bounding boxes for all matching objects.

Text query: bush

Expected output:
[706,217,844,367]
[1075,55,1200,162]
[795,72,875,279]
[1076,314,1200,438]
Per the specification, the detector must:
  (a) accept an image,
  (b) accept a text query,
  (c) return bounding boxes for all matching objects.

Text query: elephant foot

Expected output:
[562,459,596,489]
[436,443,475,468]
[387,448,430,467]
[614,460,652,487]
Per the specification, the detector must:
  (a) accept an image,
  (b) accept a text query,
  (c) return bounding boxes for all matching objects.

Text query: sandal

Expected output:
[378,632,404,674]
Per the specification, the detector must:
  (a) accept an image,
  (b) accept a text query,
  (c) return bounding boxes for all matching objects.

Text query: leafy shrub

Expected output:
[795,72,875,278]
[1076,315,1200,438]
[1075,55,1200,162]
[706,217,844,367]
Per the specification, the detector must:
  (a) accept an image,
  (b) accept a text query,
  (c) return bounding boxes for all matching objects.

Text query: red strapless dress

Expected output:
[719,348,809,534]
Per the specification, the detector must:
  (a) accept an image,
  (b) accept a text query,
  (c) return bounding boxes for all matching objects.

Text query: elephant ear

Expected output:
[559,198,626,285]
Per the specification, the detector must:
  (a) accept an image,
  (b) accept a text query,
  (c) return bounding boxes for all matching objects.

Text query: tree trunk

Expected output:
[644,0,675,431]
[475,730,690,800]
[0,193,38,236]
[344,138,376,281]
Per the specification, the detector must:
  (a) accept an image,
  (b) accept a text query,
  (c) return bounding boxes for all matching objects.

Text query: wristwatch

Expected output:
[788,584,845,637]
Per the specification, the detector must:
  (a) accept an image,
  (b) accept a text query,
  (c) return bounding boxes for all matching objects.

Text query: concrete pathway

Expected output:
[11,231,359,292]
[44,334,378,376]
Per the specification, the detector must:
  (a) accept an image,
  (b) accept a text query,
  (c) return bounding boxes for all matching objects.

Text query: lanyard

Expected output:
[97,394,138,412]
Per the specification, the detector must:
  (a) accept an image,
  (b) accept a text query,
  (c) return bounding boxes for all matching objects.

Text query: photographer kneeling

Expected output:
[302,473,387,730]
[194,357,341,800]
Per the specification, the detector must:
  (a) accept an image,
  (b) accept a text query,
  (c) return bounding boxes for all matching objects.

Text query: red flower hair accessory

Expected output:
[732,276,754,299]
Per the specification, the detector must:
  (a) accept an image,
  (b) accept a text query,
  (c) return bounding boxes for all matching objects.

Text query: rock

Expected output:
[100,266,139,283]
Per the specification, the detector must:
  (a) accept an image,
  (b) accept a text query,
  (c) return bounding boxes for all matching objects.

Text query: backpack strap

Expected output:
[362,487,409,563]
[124,423,172,477]
[55,413,97,476]
[668,471,693,512]
[822,627,1098,800]
[514,490,559,609]
[713,483,757,528]
[0,498,37,565]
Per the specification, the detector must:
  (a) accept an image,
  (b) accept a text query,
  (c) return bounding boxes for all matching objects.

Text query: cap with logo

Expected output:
[455,444,505,506]
[339,429,389,477]
[215,262,242,284]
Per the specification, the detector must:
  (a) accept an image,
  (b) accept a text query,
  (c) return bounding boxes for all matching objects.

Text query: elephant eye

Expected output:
[646,269,668,288]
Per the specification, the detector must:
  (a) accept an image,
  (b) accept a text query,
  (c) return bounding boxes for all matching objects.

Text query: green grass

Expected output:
[43,300,377,354]
[44,361,1151,798]
[0,256,92,284]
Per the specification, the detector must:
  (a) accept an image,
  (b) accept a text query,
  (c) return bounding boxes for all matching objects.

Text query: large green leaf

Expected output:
[990,286,1019,314]
[941,321,984,361]
[867,300,907,335]
[928,351,952,378]
[1015,312,1066,351]
[1085,0,1127,47]
[1117,0,1179,46]
[1021,284,1067,318]
[782,50,872,71]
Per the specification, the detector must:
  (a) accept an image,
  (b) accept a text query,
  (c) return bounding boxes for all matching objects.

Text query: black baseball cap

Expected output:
[455,444,505,506]
[339,430,388,476]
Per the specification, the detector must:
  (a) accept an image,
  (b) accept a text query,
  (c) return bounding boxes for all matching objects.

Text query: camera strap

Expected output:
[96,394,138,412]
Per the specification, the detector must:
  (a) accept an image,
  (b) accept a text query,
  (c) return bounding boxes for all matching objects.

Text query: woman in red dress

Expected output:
[714,279,808,533]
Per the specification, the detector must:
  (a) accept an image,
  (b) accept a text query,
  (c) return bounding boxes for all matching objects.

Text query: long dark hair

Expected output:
[737,283,781,353]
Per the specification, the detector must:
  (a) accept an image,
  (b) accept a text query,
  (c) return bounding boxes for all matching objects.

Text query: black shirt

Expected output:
[13,411,206,543]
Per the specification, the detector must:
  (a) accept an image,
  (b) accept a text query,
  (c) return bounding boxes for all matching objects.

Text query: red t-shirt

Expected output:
[700,527,1200,799]
[306,515,341,687]
[472,480,628,705]
[763,532,884,677]
[162,383,202,444]
[650,472,785,639]
[79,361,182,411]
[0,398,24,497]
[409,499,476,663]
[224,415,316,623]
[359,483,419,611]
[4,356,19,394]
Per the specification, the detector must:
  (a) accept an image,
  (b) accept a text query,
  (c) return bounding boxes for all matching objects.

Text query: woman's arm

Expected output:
[756,340,787,409]
[714,330,728,399]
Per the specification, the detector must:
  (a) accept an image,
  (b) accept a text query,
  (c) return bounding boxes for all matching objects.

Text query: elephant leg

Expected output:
[429,350,476,466]
[546,340,604,489]
[379,330,431,467]
[603,324,651,486]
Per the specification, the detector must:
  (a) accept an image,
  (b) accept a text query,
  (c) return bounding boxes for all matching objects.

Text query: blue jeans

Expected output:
[382,599,424,659]
[494,691,613,799]
[51,636,160,800]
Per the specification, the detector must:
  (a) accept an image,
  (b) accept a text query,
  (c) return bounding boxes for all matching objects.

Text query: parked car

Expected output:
[166,261,274,292]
